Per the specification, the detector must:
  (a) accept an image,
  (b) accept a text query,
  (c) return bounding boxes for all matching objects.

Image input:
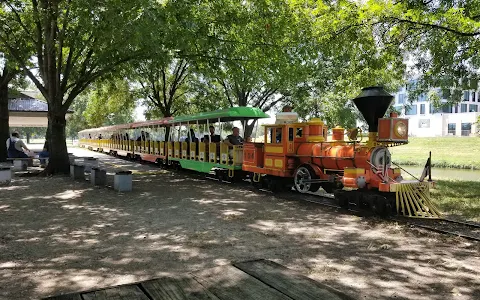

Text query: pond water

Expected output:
[399,165,480,182]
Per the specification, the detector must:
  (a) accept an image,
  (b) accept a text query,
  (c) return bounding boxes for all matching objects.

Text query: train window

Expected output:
[266,128,273,143]
[266,127,283,143]
[296,127,303,137]
[275,128,282,143]
[288,128,294,141]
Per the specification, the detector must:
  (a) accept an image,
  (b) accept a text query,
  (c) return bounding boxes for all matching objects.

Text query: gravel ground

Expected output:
[0,150,479,300]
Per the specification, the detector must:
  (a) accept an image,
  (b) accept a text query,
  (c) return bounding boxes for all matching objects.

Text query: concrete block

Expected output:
[13,160,27,171]
[114,171,132,192]
[0,166,12,185]
[90,167,107,186]
[73,164,85,180]
[84,157,98,173]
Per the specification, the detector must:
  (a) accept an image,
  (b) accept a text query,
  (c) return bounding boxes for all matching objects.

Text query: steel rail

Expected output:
[390,217,480,242]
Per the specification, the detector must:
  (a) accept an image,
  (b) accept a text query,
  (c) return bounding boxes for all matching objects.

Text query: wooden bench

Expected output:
[41,259,354,300]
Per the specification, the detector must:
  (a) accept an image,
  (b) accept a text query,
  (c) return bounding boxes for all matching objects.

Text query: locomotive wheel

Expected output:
[294,166,320,193]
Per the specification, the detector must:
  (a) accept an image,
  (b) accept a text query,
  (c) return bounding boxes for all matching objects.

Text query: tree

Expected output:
[65,93,88,139]
[84,78,135,127]
[66,79,136,139]
[188,0,316,137]
[134,58,192,120]
[0,62,16,162]
[0,0,160,173]
[362,0,480,106]
[0,57,29,162]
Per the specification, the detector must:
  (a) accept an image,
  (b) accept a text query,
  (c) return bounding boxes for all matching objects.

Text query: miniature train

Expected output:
[79,87,441,218]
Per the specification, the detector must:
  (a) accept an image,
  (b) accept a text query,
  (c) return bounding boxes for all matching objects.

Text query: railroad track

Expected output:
[98,152,480,242]
[391,217,480,242]
[205,172,480,242]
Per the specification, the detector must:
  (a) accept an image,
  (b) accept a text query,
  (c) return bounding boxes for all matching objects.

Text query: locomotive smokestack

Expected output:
[353,86,394,133]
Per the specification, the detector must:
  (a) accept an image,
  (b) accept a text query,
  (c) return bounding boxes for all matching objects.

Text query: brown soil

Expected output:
[0,150,479,300]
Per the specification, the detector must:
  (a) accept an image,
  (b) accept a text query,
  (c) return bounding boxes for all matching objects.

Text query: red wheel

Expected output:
[294,166,320,193]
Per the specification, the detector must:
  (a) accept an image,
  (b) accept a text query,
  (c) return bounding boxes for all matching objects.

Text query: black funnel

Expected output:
[353,86,394,132]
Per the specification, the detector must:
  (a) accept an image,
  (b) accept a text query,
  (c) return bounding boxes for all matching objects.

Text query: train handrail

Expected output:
[391,161,420,181]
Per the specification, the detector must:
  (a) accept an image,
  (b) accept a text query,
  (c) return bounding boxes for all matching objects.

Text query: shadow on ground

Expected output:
[0,152,479,300]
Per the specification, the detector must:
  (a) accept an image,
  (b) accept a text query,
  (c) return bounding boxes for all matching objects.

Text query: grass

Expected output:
[389,137,480,169]
[431,180,480,222]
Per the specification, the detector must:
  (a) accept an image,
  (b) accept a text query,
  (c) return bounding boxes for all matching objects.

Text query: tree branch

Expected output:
[218,78,234,107]
[5,2,36,43]
[32,0,45,80]
[385,17,480,37]
[63,54,142,110]
[57,0,73,93]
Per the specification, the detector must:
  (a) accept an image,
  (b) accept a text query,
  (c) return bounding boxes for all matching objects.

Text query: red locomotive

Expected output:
[243,86,439,217]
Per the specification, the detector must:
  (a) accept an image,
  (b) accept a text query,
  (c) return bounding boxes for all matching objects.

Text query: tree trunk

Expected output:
[0,83,9,162]
[26,132,31,144]
[44,111,69,174]
[244,120,256,139]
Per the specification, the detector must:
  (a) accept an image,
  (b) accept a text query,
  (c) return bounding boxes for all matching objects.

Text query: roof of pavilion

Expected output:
[7,91,72,127]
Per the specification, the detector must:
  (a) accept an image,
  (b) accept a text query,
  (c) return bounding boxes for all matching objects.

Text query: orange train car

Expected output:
[243,86,439,218]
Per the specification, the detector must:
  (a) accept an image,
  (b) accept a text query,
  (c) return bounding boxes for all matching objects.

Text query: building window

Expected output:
[441,106,452,113]
[461,123,472,136]
[405,105,417,115]
[392,105,402,114]
[469,104,478,112]
[454,105,459,113]
[418,94,427,102]
[461,104,468,112]
[473,92,476,102]
[463,91,469,101]
[429,104,441,114]
[420,104,425,114]
[448,123,456,135]
[398,93,405,104]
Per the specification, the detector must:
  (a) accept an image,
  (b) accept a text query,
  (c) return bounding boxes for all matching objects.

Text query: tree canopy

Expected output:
[363,0,480,105]
[2,0,479,171]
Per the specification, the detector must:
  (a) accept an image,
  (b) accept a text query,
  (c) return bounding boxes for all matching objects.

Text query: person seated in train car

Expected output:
[6,132,30,159]
[144,132,151,141]
[204,125,221,143]
[185,129,199,143]
[136,131,145,141]
[245,136,252,143]
[224,127,244,146]
[88,134,92,139]
[98,134,102,140]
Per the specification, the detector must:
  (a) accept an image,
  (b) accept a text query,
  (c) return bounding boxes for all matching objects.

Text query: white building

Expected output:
[392,87,480,137]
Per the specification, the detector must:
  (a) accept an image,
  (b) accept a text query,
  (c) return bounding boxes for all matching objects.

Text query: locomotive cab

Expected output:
[243,123,310,178]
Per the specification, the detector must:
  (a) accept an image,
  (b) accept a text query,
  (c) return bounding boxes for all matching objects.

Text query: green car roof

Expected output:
[170,107,269,124]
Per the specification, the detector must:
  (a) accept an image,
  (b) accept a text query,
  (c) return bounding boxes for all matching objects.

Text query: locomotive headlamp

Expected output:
[395,122,407,137]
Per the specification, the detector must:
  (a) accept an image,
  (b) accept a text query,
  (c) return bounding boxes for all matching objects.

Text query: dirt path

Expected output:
[0,151,479,300]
